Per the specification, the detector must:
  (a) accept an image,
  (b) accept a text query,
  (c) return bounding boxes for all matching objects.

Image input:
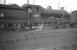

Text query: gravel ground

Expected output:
[0,28,77,50]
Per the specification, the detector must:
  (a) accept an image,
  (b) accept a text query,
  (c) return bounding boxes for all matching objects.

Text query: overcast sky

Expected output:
[0,0,77,12]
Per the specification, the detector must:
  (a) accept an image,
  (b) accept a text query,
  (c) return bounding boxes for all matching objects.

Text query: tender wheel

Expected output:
[0,24,4,30]
[65,23,70,28]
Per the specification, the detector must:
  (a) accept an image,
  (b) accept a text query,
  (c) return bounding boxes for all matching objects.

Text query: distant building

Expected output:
[71,11,77,23]
[47,6,52,10]
[0,0,5,4]
[22,4,44,14]
[60,7,64,10]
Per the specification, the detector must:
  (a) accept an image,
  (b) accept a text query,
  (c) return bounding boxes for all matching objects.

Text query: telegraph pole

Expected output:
[33,0,35,5]
[4,0,6,5]
[27,0,29,4]
[58,1,60,10]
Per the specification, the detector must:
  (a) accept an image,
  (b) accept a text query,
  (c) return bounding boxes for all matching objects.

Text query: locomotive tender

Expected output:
[0,4,42,31]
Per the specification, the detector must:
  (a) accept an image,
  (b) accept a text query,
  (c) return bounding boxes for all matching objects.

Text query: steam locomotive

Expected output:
[40,8,74,29]
[0,4,74,31]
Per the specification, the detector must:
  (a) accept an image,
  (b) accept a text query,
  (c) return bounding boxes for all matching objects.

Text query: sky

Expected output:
[0,0,77,12]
